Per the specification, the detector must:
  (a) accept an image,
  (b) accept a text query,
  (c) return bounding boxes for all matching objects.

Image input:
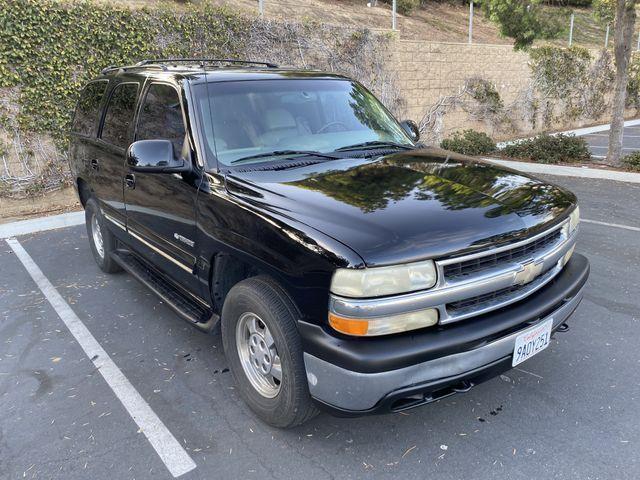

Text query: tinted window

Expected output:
[101,83,139,148]
[72,81,108,137]
[137,83,186,156]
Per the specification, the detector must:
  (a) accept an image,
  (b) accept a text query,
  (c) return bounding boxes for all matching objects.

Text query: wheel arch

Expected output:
[76,177,92,207]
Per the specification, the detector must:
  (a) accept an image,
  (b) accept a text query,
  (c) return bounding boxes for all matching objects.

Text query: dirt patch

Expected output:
[105,0,509,44]
[0,187,80,224]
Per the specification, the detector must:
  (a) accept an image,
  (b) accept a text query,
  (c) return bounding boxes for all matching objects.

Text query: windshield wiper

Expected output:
[334,141,414,152]
[230,150,340,165]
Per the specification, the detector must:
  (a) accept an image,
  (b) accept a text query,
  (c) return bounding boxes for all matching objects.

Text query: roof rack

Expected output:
[101,63,169,75]
[135,58,279,68]
[100,65,119,74]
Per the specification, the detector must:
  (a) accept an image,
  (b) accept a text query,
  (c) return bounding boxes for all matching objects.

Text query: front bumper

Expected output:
[302,253,589,415]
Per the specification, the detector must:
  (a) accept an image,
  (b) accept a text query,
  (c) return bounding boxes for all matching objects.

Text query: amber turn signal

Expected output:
[328,309,439,336]
[328,313,369,336]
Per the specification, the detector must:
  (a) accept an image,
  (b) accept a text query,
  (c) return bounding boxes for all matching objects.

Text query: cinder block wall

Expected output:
[391,40,608,142]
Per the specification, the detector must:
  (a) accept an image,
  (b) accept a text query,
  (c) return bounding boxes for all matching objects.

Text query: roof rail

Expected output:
[100,64,167,75]
[135,58,279,69]
[100,65,119,74]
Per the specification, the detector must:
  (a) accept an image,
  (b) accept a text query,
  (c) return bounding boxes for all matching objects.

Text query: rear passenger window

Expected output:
[101,83,139,148]
[72,81,108,137]
[137,83,186,157]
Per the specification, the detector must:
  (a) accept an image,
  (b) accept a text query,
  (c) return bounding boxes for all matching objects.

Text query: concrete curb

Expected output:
[0,210,84,239]
[483,158,640,184]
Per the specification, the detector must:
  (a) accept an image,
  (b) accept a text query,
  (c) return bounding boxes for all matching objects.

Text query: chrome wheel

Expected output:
[91,213,104,260]
[235,312,282,398]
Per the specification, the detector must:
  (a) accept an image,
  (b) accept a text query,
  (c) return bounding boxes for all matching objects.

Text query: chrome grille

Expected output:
[328,219,578,329]
[443,229,562,280]
[446,264,558,318]
[436,222,572,324]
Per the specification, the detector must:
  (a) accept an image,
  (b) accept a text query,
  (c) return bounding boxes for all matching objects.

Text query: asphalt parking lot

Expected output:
[1,174,639,480]
[581,124,640,159]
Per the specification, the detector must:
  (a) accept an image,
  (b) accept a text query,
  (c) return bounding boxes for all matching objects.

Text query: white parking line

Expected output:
[5,237,197,478]
[588,145,638,151]
[550,118,640,137]
[582,219,640,232]
[496,118,640,147]
[585,133,640,138]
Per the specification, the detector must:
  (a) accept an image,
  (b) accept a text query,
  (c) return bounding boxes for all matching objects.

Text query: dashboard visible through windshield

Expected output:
[193,78,413,167]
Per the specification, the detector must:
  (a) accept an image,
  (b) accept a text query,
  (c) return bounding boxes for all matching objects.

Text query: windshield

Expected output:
[193,79,413,166]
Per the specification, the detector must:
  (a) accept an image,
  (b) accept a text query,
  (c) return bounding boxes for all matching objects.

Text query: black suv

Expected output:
[69,59,589,428]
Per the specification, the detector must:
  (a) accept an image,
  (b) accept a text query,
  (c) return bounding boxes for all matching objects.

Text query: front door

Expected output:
[124,81,203,298]
[94,80,139,227]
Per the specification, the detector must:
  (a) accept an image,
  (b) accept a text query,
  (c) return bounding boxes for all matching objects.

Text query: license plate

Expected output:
[512,319,553,367]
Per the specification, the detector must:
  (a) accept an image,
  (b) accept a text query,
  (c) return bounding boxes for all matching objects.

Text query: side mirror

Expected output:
[126,139,190,174]
[400,119,420,143]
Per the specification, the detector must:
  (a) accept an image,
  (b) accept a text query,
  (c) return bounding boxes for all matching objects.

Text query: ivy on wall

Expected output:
[0,0,400,196]
[0,1,250,146]
[528,45,614,125]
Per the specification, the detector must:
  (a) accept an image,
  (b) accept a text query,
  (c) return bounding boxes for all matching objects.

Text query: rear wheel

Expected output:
[85,198,121,274]
[221,276,318,428]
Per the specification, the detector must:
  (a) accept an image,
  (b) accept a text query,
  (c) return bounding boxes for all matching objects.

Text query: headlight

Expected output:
[329,308,439,336]
[569,205,580,233]
[330,259,437,298]
[562,205,579,265]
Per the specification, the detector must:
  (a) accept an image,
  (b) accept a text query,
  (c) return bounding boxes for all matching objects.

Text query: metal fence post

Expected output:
[568,13,574,47]
[392,0,397,30]
[637,32,640,51]
[605,24,609,48]
[468,2,474,45]
[259,0,264,17]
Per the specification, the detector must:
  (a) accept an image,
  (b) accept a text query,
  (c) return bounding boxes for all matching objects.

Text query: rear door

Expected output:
[69,80,109,185]
[95,81,140,229]
[124,81,202,296]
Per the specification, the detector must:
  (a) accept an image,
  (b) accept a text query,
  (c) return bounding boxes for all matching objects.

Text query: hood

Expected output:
[224,149,576,266]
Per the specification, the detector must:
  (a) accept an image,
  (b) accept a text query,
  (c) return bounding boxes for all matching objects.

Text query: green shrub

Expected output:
[621,151,640,172]
[381,0,419,15]
[501,133,591,164]
[467,78,504,115]
[440,129,497,156]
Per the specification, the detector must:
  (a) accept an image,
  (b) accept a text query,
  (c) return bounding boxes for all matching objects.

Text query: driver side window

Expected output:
[137,83,186,157]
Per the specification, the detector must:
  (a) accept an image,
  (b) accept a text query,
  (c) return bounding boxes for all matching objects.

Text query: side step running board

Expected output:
[111,249,219,332]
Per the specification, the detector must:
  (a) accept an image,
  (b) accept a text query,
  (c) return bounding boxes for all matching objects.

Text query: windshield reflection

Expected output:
[291,154,572,219]
[194,79,412,166]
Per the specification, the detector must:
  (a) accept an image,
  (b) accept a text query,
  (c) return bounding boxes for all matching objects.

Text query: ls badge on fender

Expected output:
[173,233,195,247]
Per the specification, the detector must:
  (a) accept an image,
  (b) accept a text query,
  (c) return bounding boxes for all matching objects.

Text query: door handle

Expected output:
[125,173,136,189]
[90,159,99,171]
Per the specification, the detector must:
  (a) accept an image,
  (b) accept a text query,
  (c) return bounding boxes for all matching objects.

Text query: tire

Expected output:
[221,275,318,428]
[85,197,121,274]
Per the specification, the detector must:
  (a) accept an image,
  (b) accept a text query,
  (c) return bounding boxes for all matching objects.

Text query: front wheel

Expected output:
[221,276,318,428]
[85,197,121,274]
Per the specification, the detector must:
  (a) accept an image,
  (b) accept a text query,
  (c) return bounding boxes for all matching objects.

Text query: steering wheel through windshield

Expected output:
[317,121,349,134]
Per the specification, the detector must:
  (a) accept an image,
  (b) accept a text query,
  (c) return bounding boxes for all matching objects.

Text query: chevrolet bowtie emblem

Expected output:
[514,261,544,285]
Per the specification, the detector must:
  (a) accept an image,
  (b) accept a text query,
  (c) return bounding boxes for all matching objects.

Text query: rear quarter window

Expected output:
[101,82,139,149]
[72,81,108,137]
